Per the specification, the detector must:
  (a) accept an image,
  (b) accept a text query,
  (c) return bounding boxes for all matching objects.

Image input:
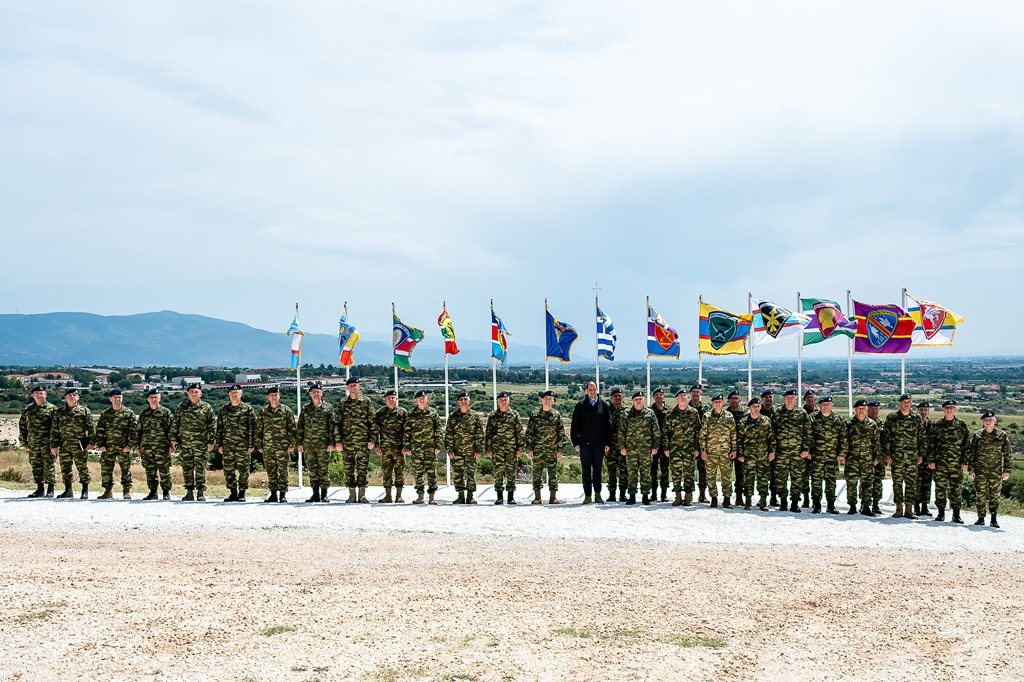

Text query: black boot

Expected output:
[45,483,54,498]
[507,490,517,505]
[265,490,279,503]
[196,488,206,502]
[826,500,838,514]
[454,491,465,504]
[28,483,44,498]
[642,493,651,506]
[790,500,801,513]
[990,513,999,529]
[58,486,73,499]
[935,505,945,522]
[143,484,158,501]
[812,500,822,514]
[860,504,875,517]
[226,488,239,502]
[710,497,718,509]
[919,502,932,517]
[306,487,321,503]
[237,489,246,503]
[952,508,963,524]
[80,484,89,500]
[660,486,668,502]
[973,515,986,526]
[871,502,881,515]
[847,505,858,515]
[802,493,810,509]
[162,488,171,501]
[626,492,636,506]
[607,489,616,502]
[494,494,504,505]
[278,491,287,503]
[182,487,195,502]
[320,487,329,503]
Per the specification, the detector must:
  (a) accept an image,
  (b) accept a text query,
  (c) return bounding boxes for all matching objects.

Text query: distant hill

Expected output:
[0,311,544,368]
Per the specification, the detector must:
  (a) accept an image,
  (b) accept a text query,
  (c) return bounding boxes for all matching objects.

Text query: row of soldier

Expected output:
[16,379,1012,526]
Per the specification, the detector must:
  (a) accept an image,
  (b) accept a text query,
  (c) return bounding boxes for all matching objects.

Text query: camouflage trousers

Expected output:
[918,462,933,505]
[263,448,290,493]
[140,446,172,491]
[932,459,963,509]
[450,451,478,493]
[28,444,55,486]
[696,456,707,492]
[975,470,1002,516]
[410,451,438,493]
[809,456,838,504]
[222,448,251,490]
[844,455,874,509]
[380,448,406,489]
[769,458,778,500]
[491,451,518,494]
[742,456,770,501]
[705,451,733,499]
[59,445,90,487]
[625,449,651,496]
[343,445,370,488]
[604,453,627,495]
[532,452,558,491]
[890,456,918,507]
[803,458,812,497]
[649,451,669,492]
[871,460,886,505]
[670,450,697,493]
[100,448,133,491]
[776,452,807,504]
[178,444,209,489]
[303,447,330,487]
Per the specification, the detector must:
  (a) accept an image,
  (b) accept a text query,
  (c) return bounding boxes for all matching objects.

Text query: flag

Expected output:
[799,297,858,345]
[596,305,616,361]
[751,299,810,346]
[698,302,752,355]
[491,308,510,363]
[545,306,577,363]
[907,294,964,347]
[647,302,679,358]
[853,300,915,354]
[393,310,424,372]
[338,309,359,367]
[286,313,303,370]
[437,307,460,355]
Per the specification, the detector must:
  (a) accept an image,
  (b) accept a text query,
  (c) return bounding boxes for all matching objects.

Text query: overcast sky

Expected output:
[2,1,1022,362]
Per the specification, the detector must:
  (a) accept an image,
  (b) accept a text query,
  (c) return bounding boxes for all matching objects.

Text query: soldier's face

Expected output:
[676,395,687,408]
[867,406,879,418]
[854,405,867,419]
[32,390,46,405]
[458,396,470,412]
[541,396,554,410]
[631,396,644,409]
[64,393,79,407]
[917,406,929,419]
[498,396,510,411]
[268,393,281,407]
[942,405,956,419]
[982,416,996,431]
[147,395,161,408]
[784,395,796,409]
[728,395,739,410]
[347,384,359,399]
[385,395,398,409]
[899,399,911,414]
[188,388,202,404]
[712,398,724,413]
[690,389,701,403]
[109,394,123,409]
[749,404,761,418]
[611,394,623,407]
[309,388,323,403]
[229,389,242,405]
[804,395,815,408]
[820,402,832,416]
[415,395,428,409]
[653,392,664,405]
[762,396,774,409]
[586,383,597,400]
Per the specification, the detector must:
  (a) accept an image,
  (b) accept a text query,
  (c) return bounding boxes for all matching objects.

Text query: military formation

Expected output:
[15,382,1014,527]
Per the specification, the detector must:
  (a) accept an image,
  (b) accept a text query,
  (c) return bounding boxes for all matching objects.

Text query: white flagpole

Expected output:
[698,294,704,386]
[595,288,601,393]
[646,296,651,402]
[491,300,498,410]
[747,292,753,400]
[900,287,907,395]
[847,290,854,417]
[294,303,303,491]
[444,301,452,488]
[344,302,351,382]
[544,299,550,392]
[796,291,803,399]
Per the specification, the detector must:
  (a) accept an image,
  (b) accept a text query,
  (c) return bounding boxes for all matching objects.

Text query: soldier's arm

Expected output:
[206,407,217,446]
[246,408,257,450]
[431,413,442,452]
[1001,434,1012,476]
[215,407,226,449]
[18,410,28,446]
[94,413,108,450]
[50,413,61,450]
[443,416,455,452]
[474,415,485,454]
[958,423,969,467]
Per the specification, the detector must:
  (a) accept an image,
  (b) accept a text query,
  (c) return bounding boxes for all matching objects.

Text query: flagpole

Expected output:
[796,291,803,400]
[443,301,450,428]
[746,292,753,400]
[847,290,854,417]
[544,298,550,392]
[491,300,498,410]
[294,303,303,491]
[646,296,652,402]
[594,287,601,393]
[698,295,704,386]
[343,302,350,382]
[900,287,907,395]
[392,303,399,393]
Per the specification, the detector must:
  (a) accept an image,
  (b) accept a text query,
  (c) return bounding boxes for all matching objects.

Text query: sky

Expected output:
[2,1,1023,362]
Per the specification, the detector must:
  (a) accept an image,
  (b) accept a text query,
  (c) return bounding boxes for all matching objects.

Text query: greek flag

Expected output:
[596,306,616,361]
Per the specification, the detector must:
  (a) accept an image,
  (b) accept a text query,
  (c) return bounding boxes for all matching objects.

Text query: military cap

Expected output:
[727,390,739,398]
[783,389,797,396]
[64,387,78,396]
[29,384,44,393]
[760,389,774,397]
[853,399,867,408]
[942,400,957,407]
[981,410,995,419]
[866,399,880,406]
[748,398,760,407]
[308,382,323,391]
[186,382,202,391]
[229,384,242,391]
[917,401,930,408]
[414,390,427,398]
[817,396,832,404]
[689,384,702,391]
[711,393,723,401]
[898,393,912,401]
[496,391,509,399]
[609,387,622,396]
[266,386,279,394]
[383,389,397,397]
[632,391,644,399]
[108,388,122,397]
[454,391,468,400]
[675,388,687,396]
[541,390,554,398]
[653,387,665,395]
[346,377,359,385]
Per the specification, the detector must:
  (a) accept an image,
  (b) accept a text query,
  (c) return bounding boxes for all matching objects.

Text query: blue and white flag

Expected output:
[596,305,616,361]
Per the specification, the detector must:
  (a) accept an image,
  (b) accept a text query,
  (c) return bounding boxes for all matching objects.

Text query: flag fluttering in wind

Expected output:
[751,299,810,346]
[545,305,577,363]
[596,305,616,361]
[799,297,858,345]
[853,300,915,354]
[698,302,752,355]
[393,307,424,372]
[647,302,679,358]
[338,305,359,367]
[438,306,460,355]
[491,307,510,364]
[907,294,964,347]
[287,308,303,370]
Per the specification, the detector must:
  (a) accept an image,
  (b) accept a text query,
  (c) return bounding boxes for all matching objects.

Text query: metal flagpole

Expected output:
[444,301,451,488]
[900,287,907,395]
[344,302,351,382]
[847,290,854,417]
[646,296,651,402]
[698,295,704,386]
[747,292,753,401]
[594,286,601,393]
[294,303,303,490]
[491,300,498,410]
[796,291,803,399]
[544,298,550,392]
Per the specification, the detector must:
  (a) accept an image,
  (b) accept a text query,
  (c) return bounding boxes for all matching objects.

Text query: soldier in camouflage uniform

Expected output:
[881,393,926,520]
[688,385,710,503]
[800,390,818,508]
[19,385,57,498]
[446,391,485,504]
[663,388,701,507]
[618,391,660,506]
[402,390,442,504]
[485,390,523,505]
[760,389,779,506]
[928,400,969,523]
[771,389,811,513]
[967,410,1011,528]
[604,388,628,502]
[297,383,336,503]
[648,388,670,502]
[172,383,216,502]
[737,399,774,511]
[915,401,934,517]
[255,386,295,503]
[375,389,407,504]
[866,400,885,514]
[843,399,879,516]
[808,396,844,514]
[94,388,137,499]
[699,393,736,508]
[726,390,747,506]
[216,384,256,502]
[335,377,376,503]
[50,387,95,499]
[525,390,568,504]
[137,388,174,500]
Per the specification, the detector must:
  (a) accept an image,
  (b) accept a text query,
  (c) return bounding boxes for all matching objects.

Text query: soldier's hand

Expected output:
[527,451,534,459]
[367,442,375,449]
[620,448,626,456]
[664,450,672,458]
[838,456,845,465]
[448,452,453,459]
[800,450,810,459]
[327,445,335,452]
[1003,472,1010,481]
[50,447,58,455]
[402,449,411,456]
[98,446,106,452]
[433,449,440,455]
[917,457,922,465]
[218,447,223,454]
[375,448,382,455]
[738,456,745,463]
[885,456,892,465]
[247,448,253,454]
[701,451,708,461]
[171,441,178,450]
[650,449,657,456]
[335,443,343,451]
[486,451,492,458]
[556,452,562,460]
[693,451,700,459]
[768,453,775,462]
[474,452,481,460]
[515,450,521,458]
[297,445,304,454]
[961,464,968,471]
[604,446,609,453]
[122,447,131,454]
[970,471,976,480]
[206,444,214,452]
[574,445,580,452]
[729,451,737,460]
[928,462,936,470]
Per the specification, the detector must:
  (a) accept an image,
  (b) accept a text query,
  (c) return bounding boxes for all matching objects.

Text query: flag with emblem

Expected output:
[596,305,616,361]
[491,306,510,364]
[287,308,303,370]
[853,300,915,354]
[393,306,425,371]
[338,305,359,367]
[751,299,811,346]
[907,294,964,346]
[545,304,577,363]
[799,297,858,345]
[437,306,460,355]
[698,302,752,355]
[647,302,679,358]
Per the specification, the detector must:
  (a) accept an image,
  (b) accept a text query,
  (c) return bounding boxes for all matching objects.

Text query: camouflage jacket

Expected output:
[485,408,524,456]
[699,409,736,456]
[50,403,95,450]
[216,401,256,452]
[137,406,173,451]
[618,406,660,454]
[929,417,970,466]
[809,411,847,462]
[403,406,442,455]
[845,417,879,463]
[255,403,296,452]
[881,411,926,461]
[376,405,407,453]
[738,414,774,460]
[662,404,701,456]
[445,408,485,456]
[772,407,811,456]
[19,400,57,448]
[173,399,216,447]
[920,418,935,463]
[94,406,138,451]
[296,401,335,450]
[968,428,1011,476]
[651,402,669,453]
[336,396,377,450]
[608,404,626,453]
[525,408,568,455]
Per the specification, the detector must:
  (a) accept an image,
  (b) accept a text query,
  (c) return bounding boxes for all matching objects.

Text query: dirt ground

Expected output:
[1,526,1021,682]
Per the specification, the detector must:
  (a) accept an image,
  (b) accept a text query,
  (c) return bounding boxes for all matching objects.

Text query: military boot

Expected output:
[28,483,44,498]
[641,493,651,506]
[990,513,999,528]
[745,496,753,511]
[57,486,73,498]
[123,489,132,500]
[594,491,604,504]
[619,487,628,502]
[226,488,238,502]
[660,486,668,502]
[549,491,561,505]
[789,500,801,513]
[162,489,171,501]
[196,488,206,502]
[952,507,963,524]
[582,495,592,505]
[626,492,636,505]
[183,487,195,502]
[507,490,517,505]
[973,514,986,526]
[413,491,425,504]
[919,502,932,517]
[904,505,917,520]
[143,485,158,501]
[320,487,329,502]
[265,490,279,503]
[606,489,617,502]
[428,491,437,505]
[494,493,504,505]
[826,500,839,515]
[860,505,875,517]
[935,504,945,522]
[380,487,393,503]
[683,491,693,506]
[757,496,767,511]
[45,483,54,498]
[466,492,477,505]
[871,502,881,515]
[80,484,89,500]
[710,496,718,508]
[455,491,466,504]
[306,487,321,503]
[802,492,810,508]
[237,489,246,502]
[672,491,683,507]
[812,500,822,514]
[848,505,858,515]
[770,492,778,507]
[531,489,542,505]
[357,487,368,503]
[891,503,902,518]
[722,496,733,510]
[395,487,404,504]
[278,491,287,503]
[346,487,357,503]
[698,487,708,504]
[98,487,113,500]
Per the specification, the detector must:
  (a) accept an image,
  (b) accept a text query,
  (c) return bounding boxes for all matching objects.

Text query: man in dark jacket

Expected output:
[570,381,612,504]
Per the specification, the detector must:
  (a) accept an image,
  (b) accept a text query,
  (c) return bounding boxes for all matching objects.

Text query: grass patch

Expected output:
[290,665,308,672]
[550,626,640,641]
[661,634,728,649]
[0,465,24,482]
[259,625,297,637]
[14,600,67,623]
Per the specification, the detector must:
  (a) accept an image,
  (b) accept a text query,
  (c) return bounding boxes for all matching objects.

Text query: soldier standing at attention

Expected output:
[19,385,57,498]
[216,384,256,503]
[842,400,879,516]
[137,388,174,500]
[445,391,484,504]
[699,393,737,509]
[928,400,969,523]
[915,401,935,517]
[881,393,926,520]
[808,396,844,514]
[800,390,818,508]
[663,388,701,507]
[688,384,709,503]
[526,390,568,505]
[648,388,670,502]
[172,383,216,502]
[403,390,442,505]
[604,388,628,502]
[737,399,774,511]
[486,391,524,505]
[335,377,376,504]
[50,387,95,499]
[297,383,335,503]
[967,410,1011,528]
[726,390,747,505]
[255,386,295,503]
[866,400,885,515]
[94,388,137,500]
[771,389,811,513]
[375,389,407,504]
[571,381,612,505]
[619,390,661,506]
[759,389,779,507]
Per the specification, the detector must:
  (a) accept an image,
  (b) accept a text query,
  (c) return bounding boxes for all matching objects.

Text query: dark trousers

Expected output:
[649,452,669,491]
[733,457,745,499]
[579,445,604,497]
